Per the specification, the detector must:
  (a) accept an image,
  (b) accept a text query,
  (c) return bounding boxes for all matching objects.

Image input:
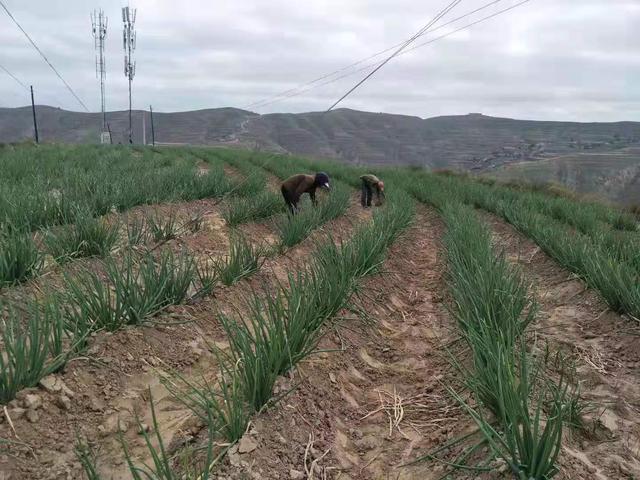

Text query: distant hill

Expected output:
[2,105,640,204]
[488,148,640,206]
[0,106,252,146]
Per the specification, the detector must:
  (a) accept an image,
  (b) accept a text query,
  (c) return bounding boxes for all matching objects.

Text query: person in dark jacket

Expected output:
[281,172,331,214]
[360,174,385,208]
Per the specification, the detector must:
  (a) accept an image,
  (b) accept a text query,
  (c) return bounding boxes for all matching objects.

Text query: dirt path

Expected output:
[0,194,370,480]
[217,206,473,480]
[483,212,640,479]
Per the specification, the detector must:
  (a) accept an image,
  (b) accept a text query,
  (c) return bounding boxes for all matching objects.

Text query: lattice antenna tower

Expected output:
[123,6,137,144]
[91,9,108,139]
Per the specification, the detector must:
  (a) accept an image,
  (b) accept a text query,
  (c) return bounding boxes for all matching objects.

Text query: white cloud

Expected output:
[0,0,639,121]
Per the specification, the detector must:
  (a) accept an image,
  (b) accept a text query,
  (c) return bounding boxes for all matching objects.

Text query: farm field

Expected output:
[488,147,640,207]
[0,143,639,480]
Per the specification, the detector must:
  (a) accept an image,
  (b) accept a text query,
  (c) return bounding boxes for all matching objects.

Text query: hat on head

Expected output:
[315,172,330,189]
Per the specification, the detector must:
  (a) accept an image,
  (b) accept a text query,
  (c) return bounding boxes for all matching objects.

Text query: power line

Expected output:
[325,0,464,113]
[253,0,531,110]
[247,0,505,110]
[0,66,67,108]
[407,0,530,55]
[0,0,90,112]
[0,62,28,90]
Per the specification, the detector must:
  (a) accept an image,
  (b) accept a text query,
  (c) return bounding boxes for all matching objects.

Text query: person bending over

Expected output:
[360,174,385,208]
[281,172,331,214]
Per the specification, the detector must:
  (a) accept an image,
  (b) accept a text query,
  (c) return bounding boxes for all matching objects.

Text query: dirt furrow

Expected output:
[483,212,640,480]
[217,206,471,480]
[0,194,369,480]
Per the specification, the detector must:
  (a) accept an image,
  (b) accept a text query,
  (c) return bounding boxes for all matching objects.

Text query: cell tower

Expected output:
[91,9,109,144]
[122,6,137,144]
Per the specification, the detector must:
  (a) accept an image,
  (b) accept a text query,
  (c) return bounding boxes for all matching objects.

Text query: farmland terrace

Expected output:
[0,144,639,480]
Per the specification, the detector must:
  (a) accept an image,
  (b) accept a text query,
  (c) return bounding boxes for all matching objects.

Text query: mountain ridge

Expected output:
[1,104,639,168]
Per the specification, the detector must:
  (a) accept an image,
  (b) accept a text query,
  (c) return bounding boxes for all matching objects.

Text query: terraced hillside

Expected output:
[489,147,640,206]
[2,105,640,174]
[0,144,639,480]
[243,110,640,171]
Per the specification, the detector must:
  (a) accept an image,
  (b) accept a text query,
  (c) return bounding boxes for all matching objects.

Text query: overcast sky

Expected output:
[1,0,639,121]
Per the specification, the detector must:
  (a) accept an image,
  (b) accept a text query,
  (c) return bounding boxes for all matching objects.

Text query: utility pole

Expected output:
[91,9,109,144]
[149,105,155,146]
[122,6,137,144]
[142,111,146,145]
[30,85,39,143]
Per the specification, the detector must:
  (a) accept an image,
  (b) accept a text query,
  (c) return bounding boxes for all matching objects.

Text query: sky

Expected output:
[1,0,639,121]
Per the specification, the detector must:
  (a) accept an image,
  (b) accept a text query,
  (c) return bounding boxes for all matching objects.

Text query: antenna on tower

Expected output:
[122,5,137,144]
[91,9,109,144]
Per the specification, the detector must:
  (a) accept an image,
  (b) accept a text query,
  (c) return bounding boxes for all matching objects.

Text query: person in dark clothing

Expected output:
[281,172,331,214]
[360,174,385,208]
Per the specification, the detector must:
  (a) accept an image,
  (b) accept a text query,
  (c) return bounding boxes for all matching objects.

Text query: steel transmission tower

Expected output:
[91,9,109,144]
[122,6,136,144]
